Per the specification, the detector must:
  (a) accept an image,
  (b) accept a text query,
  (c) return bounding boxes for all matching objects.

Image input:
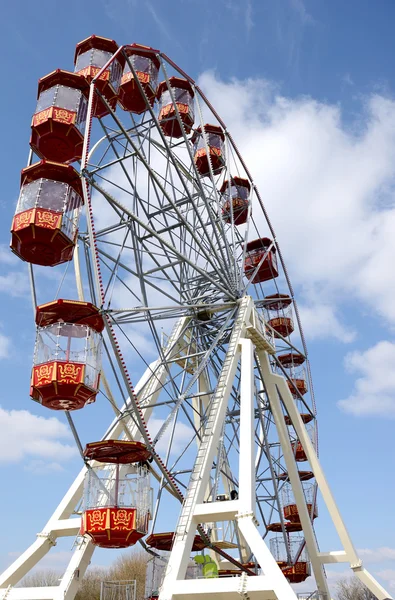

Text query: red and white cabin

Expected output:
[74,35,125,118]
[244,237,278,283]
[31,299,104,410]
[10,161,84,267]
[157,77,194,138]
[270,535,311,584]
[221,177,250,225]
[81,440,152,549]
[30,70,89,163]
[118,44,160,114]
[282,482,318,523]
[192,124,225,177]
[264,294,294,338]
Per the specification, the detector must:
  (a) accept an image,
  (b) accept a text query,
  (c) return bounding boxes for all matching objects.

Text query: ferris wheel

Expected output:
[0,35,391,600]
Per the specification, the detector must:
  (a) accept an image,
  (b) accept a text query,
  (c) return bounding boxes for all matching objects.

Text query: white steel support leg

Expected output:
[159,297,252,600]
[258,350,330,600]
[238,339,255,513]
[259,351,392,600]
[55,538,94,600]
[237,339,297,600]
[274,371,391,598]
[160,312,298,600]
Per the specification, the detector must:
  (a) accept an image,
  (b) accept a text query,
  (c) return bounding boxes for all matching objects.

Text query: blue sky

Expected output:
[1,0,395,594]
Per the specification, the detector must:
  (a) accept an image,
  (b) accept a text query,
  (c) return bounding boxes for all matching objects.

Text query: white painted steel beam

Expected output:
[159,312,298,600]
[194,501,239,522]
[258,350,330,600]
[5,587,60,600]
[171,576,278,600]
[259,351,392,600]
[317,551,348,564]
[159,297,252,599]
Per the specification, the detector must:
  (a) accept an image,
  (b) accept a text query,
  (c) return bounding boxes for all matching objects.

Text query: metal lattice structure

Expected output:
[0,37,392,600]
[101,581,136,600]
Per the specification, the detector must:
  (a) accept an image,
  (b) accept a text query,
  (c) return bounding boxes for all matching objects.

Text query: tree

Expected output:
[108,551,148,600]
[335,576,378,600]
[18,551,148,600]
[75,567,106,600]
[19,569,61,587]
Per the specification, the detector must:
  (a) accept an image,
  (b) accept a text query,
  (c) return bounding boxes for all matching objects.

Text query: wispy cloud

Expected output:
[146,1,176,44]
[0,271,30,298]
[0,330,12,359]
[342,73,355,87]
[245,0,254,36]
[289,0,315,25]
[358,547,395,562]
[271,0,316,76]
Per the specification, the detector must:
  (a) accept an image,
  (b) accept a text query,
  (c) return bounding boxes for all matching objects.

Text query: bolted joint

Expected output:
[236,511,260,526]
[350,560,363,570]
[238,572,250,599]
[36,532,57,547]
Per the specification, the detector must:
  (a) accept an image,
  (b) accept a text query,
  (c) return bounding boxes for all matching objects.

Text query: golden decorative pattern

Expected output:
[34,363,55,385]
[77,66,110,82]
[58,362,83,383]
[87,509,107,531]
[111,508,135,530]
[159,102,189,119]
[33,107,76,127]
[53,108,76,125]
[33,108,52,126]
[35,210,61,229]
[13,209,34,231]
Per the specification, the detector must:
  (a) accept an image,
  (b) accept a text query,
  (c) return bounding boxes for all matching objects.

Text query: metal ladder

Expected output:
[175,297,250,538]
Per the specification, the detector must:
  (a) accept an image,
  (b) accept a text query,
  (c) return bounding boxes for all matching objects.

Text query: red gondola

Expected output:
[277,470,314,481]
[157,77,194,138]
[282,482,318,523]
[265,294,294,338]
[31,300,104,410]
[81,440,152,548]
[271,536,311,584]
[221,177,250,225]
[30,70,89,163]
[244,237,278,283]
[192,124,225,176]
[146,532,207,552]
[10,161,83,267]
[74,35,125,118]
[118,44,160,114]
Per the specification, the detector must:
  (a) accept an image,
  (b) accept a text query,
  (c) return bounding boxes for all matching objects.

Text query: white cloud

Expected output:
[290,0,315,25]
[338,341,395,416]
[375,570,395,590]
[198,72,395,335]
[24,460,65,475]
[298,302,356,343]
[358,547,395,563]
[0,407,77,465]
[0,331,11,359]
[0,271,30,297]
[0,245,18,265]
[245,0,253,34]
[149,416,193,455]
